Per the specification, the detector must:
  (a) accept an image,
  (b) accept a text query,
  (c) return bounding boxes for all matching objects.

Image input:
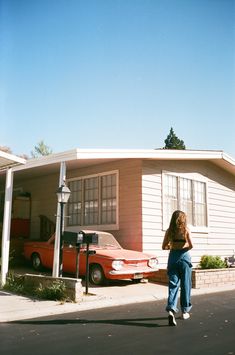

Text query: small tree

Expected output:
[163,127,186,150]
[31,140,53,158]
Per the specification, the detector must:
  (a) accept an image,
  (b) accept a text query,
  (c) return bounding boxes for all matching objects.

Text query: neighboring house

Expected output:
[1,148,235,269]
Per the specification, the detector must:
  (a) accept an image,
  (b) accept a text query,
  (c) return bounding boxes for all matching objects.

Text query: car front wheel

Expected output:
[89,264,105,286]
[31,253,42,271]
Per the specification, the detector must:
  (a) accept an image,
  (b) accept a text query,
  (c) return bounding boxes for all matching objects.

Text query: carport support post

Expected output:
[59,201,64,277]
[1,168,13,286]
[52,162,66,278]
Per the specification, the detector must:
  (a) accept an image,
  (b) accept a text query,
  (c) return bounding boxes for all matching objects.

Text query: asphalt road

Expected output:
[1,290,235,355]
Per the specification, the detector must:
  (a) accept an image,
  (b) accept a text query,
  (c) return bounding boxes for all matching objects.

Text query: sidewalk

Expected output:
[1,281,235,323]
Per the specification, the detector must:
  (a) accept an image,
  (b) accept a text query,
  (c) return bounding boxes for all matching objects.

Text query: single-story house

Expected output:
[1,148,235,270]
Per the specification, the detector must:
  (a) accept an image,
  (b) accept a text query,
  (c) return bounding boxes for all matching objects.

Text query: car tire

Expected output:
[31,253,42,271]
[132,278,142,283]
[89,264,106,286]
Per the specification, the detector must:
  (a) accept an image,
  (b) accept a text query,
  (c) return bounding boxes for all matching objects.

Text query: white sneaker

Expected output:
[182,312,190,320]
[168,311,177,326]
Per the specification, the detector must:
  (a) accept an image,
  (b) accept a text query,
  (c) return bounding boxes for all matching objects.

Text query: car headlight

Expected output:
[148,258,158,268]
[112,260,124,271]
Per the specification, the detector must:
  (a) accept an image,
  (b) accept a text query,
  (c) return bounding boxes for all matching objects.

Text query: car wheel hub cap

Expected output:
[93,269,101,282]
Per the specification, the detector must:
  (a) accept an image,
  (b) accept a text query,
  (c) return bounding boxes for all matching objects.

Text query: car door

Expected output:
[62,242,77,274]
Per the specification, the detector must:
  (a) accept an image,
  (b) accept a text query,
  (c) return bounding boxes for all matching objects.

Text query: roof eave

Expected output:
[0,151,26,171]
[10,148,235,176]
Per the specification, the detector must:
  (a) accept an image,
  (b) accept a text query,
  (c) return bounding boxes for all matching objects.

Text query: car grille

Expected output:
[125,260,147,267]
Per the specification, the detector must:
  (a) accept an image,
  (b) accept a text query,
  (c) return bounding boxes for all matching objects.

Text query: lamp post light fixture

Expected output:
[56,184,71,277]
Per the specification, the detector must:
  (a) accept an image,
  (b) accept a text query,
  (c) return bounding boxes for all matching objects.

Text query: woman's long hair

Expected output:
[168,210,187,241]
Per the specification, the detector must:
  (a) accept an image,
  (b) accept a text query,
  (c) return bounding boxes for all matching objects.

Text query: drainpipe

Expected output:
[1,168,13,286]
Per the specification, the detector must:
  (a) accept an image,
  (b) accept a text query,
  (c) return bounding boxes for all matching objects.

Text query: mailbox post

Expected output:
[79,231,98,294]
[63,231,84,279]
[62,230,98,294]
[75,232,84,278]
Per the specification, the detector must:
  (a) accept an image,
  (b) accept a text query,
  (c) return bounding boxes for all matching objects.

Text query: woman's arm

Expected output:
[162,230,170,250]
[185,231,193,250]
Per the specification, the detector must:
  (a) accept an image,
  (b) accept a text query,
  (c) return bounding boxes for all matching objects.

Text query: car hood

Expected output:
[93,248,154,260]
[23,242,156,261]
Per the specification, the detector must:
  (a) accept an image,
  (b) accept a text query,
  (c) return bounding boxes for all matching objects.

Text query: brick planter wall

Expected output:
[151,269,168,285]
[152,268,235,289]
[192,268,235,289]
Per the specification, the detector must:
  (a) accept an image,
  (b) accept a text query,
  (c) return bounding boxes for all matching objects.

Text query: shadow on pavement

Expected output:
[8,316,169,328]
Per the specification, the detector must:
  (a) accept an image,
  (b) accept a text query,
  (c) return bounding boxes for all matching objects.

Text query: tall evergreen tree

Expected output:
[163,127,186,150]
[31,140,53,158]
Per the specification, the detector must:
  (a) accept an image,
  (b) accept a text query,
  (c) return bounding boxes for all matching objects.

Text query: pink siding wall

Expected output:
[15,159,143,251]
[116,160,142,251]
[68,159,143,250]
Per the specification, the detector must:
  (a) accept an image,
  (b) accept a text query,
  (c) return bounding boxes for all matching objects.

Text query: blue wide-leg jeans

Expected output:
[166,249,192,314]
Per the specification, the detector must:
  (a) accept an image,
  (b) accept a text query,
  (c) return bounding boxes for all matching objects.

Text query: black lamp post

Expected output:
[56,184,71,277]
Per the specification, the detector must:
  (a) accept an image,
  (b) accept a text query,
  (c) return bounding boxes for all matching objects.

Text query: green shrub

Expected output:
[199,255,227,269]
[3,272,25,294]
[2,272,67,302]
[35,280,66,301]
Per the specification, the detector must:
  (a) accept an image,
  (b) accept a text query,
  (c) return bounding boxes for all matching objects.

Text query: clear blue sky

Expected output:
[1,0,235,158]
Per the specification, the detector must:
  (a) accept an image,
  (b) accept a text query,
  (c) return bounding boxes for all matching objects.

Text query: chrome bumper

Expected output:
[109,267,159,275]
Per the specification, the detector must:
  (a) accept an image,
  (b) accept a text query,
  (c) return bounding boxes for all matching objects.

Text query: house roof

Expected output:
[0,150,26,171]
[6,148,235,180]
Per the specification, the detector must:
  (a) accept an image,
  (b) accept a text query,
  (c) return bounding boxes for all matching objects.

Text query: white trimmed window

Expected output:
[163,173,207,229]
[68,171,118,227]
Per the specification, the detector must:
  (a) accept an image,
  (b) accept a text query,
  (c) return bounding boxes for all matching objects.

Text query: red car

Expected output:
[23,230,159,285]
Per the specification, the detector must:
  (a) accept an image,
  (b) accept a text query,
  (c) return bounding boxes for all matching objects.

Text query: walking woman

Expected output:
[162,210,193,326]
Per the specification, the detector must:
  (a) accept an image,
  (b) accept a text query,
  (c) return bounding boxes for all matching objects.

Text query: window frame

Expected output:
[162,171,208,233]
[67,170,119,231]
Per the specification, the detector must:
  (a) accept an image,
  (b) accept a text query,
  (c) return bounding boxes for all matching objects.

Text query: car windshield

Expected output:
[91,232,122,249]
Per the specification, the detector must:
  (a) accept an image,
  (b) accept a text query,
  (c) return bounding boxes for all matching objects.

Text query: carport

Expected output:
[0,150,26,285]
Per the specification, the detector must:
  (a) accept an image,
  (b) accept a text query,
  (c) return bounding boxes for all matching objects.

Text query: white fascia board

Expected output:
[75,149,235,173]
[221,152,235,166]
[11,148,235,172]
[75,148,226,160]
[0,151,26,170]
[75,148,160,159]
[12,149,78,172]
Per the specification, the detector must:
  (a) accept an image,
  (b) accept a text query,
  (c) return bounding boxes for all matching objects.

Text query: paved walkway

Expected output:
[1,280,235,323]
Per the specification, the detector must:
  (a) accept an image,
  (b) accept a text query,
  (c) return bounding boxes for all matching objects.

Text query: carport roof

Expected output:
[0,150,26,171]
[7,148,235,179]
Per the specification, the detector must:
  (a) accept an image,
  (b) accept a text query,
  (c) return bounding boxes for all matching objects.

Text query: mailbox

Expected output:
[76,232,85,246]
[81,232,98,245]
[63,231,84,246]
[63,231,98,245]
